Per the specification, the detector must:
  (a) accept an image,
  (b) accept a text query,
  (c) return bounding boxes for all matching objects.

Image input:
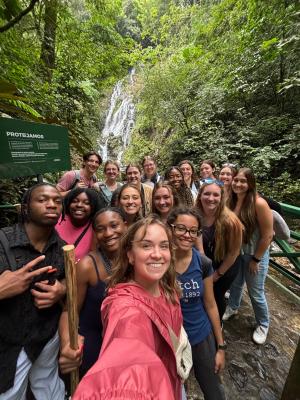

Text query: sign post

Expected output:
[0,118,71,178]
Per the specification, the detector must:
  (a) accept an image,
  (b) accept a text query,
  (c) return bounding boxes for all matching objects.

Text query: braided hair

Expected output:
[164,166,194,207]
[20,183,60,223]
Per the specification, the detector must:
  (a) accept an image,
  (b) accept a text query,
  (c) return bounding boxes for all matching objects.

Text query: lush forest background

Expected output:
[0,0,299,216]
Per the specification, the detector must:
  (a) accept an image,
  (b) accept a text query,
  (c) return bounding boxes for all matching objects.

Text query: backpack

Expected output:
[97,183,111,208]
[69,170,97,190]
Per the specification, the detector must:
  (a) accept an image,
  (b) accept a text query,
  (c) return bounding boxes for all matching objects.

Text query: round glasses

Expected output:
[170,224,201,238]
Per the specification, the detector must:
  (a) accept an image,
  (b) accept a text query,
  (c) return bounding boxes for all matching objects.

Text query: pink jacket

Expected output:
[73,283,183,400]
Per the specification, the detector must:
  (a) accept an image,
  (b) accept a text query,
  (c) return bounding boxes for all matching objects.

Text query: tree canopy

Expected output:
[123,0,300,203]
[0,0,299,204]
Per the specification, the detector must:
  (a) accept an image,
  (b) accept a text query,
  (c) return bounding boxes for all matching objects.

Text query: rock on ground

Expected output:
[186,276,300,400]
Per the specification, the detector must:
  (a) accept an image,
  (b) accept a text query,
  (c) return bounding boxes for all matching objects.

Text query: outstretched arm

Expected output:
[59,255,97,373]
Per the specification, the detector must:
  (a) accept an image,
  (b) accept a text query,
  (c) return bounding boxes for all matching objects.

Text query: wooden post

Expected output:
[63,244,79,396]
[281,337,300,400]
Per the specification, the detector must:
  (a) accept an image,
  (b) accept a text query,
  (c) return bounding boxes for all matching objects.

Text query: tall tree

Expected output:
[40,0,58,82]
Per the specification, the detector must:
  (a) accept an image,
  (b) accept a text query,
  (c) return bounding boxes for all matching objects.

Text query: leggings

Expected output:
[214,255,242,320]
[192,332,226,400]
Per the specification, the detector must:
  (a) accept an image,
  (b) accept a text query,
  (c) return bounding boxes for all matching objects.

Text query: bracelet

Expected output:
[252,255,261,263]
[217,342,227,350]
[217,270,224,277]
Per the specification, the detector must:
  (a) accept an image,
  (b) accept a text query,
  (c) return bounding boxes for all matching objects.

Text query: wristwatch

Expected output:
[252,255,261,263]
[217,342,227,350]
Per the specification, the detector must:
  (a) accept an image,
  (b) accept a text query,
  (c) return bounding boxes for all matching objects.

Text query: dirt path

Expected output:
[186,277,300,400]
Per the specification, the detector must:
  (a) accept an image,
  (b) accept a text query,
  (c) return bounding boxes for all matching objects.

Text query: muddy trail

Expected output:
[186,276,300,400]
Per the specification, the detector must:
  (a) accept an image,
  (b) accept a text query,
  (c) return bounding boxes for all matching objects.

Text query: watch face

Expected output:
[218,342,227,350]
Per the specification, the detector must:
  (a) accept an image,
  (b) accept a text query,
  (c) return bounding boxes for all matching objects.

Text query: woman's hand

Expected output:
[59,335,84,374]
[212,271,220,282]
[215,349,225,373]
[249,259,259,275]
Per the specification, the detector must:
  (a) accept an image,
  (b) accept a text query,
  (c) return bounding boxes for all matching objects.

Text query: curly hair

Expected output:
[164,166,194,207]
[62,187,102,221]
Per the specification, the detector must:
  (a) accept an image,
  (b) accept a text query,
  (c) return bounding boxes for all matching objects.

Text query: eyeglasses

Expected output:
[170,224,201,238]
[201,178,224,187]
[222,163,237,168]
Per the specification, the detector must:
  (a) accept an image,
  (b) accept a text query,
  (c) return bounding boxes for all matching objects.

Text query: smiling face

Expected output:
[119,187,142,216]
[168,168,183,189]
[104,163,119,181]
[219,167,233,187]
[27,185,62,227]
[94,211,127,254]
[171,214,199,251]
[200,163,214,179]
[127,223,171,295]
[84,154,101,175]
[153,187,174,216]
[143,160,156,178]
[232,172,249,195]
[200,183,222,215]
[69,192,92,226]
[126,166,141,185]
[179,163,193,183]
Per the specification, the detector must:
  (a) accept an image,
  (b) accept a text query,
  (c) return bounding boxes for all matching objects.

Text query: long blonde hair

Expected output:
[108,215,180,303]
[196,183,243,261]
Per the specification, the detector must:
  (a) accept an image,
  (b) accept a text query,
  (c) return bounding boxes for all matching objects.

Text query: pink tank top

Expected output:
[56,215,93,262]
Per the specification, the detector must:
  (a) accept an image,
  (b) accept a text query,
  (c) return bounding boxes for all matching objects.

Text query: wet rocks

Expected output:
[228,362,248,389]
[186,278,300,399]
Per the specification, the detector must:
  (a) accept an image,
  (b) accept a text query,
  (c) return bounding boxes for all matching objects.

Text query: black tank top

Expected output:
[78,252,110,375]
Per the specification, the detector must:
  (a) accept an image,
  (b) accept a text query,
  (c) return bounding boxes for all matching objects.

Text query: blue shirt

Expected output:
[177,248,213,346]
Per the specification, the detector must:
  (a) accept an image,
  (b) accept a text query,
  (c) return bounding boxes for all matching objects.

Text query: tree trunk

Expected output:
[40,0,58,82]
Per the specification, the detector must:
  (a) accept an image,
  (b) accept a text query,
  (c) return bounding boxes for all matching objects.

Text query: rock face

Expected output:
[186,277,300,399]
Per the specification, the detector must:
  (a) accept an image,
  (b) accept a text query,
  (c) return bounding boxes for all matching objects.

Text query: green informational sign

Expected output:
[0,118,71,178]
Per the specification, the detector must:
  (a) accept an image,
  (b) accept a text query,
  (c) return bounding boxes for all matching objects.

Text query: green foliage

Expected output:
[0,0,136,225]
[125,0,300,204]
[0,0,135,154]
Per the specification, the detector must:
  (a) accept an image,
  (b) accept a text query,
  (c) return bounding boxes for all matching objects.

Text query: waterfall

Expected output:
[98,69,135,163]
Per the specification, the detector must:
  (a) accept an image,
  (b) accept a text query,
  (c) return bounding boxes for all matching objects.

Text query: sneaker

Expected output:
[252,325,268,345]
[222,306,238,321]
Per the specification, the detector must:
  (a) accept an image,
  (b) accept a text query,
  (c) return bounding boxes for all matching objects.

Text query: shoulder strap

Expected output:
[88,254,101,281]
[92,174,97,183]
[97,184,110,206]
[74,221,92,248]
[70,170,81,190]
[0,230,17,271]
[96,249,112,275]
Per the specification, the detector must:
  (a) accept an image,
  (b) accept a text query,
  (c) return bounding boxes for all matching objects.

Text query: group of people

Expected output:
[0,150,278,400]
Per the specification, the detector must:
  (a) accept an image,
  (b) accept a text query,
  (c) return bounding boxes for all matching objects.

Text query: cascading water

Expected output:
[98,69,135,163]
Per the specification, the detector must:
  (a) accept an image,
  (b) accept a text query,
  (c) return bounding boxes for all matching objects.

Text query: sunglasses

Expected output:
[222,163,237,168]
[201,178,224,187]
